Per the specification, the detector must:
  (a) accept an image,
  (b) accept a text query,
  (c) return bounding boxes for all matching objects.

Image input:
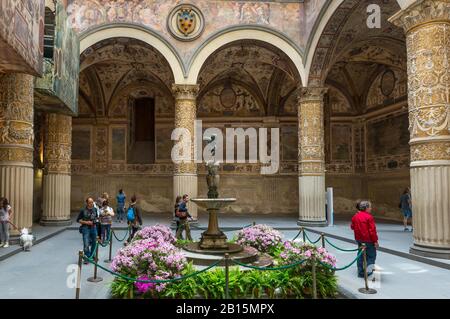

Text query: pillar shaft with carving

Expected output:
[172,84,199,219]
[390,0,450,258]
[0,73,34,236]
[297,87,328,226]
[41,113,72,226]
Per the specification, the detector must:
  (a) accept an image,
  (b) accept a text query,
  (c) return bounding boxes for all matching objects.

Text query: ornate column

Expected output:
[297,87,328,226]
[0,73,35,236]
[172,84,199,220]
[41,113,72,226]
[390,0,450,258]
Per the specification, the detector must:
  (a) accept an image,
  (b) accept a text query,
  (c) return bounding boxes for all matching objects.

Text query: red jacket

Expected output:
[351,211,378,243]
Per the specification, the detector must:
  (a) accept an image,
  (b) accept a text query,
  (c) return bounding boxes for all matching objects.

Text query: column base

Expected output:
[410,244,450,260]
[297,219,328,227]
[40,219,72,226]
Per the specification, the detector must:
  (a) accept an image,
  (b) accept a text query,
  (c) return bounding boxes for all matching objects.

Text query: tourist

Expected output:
[116,189,126,223]
[127,195,142,243]
[176,194,193,241]
[0,198,13,248]
[96,192,109,239]
[77,197,99,263]
[99,199,114,243]
[351,200,378,278]
[174,195,182,238]
[399,187,413,232]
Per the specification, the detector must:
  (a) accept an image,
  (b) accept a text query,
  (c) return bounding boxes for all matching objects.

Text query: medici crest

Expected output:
[168,4,204,41]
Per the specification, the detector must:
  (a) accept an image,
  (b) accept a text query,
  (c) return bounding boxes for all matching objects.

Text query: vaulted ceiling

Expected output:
[78,38,174,117]
[310,0,407,116]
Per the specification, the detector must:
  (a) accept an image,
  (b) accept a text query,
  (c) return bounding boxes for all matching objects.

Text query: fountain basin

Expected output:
[190,198,236,210]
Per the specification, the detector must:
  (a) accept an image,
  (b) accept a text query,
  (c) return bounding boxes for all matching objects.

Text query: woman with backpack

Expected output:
[126,195,142,243]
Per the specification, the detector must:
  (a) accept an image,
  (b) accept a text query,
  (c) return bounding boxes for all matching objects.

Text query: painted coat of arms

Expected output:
[177,8,196,36]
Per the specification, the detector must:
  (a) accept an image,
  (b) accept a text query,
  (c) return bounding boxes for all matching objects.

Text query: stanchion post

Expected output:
[321,233,325,248]
[358,244,377,294]
[75,250,83,299]
[105,230,113,263]
[252,221,256,226]
[311,256,317,299]
[301,227,306,242]
[128,282,133,299]
[87,240,103,282]
[225,253,230,299]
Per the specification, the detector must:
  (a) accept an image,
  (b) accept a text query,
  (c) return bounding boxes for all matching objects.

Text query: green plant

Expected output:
[110,278,134,299]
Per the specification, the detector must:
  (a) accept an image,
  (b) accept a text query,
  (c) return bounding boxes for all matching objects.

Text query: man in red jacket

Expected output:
[351,200,379,278]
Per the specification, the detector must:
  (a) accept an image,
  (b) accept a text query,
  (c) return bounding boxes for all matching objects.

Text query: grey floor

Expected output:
[0,213,449,299]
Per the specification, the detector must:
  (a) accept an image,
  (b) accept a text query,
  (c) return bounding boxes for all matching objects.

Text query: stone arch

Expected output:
[304,0,404,87]
[79,24,185,84]
[186,26,306,86]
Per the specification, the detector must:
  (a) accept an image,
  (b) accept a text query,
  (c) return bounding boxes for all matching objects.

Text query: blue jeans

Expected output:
[357,242,377,277]
[81,226,97,258]
[117,206,125,221]
[101,224,111,243]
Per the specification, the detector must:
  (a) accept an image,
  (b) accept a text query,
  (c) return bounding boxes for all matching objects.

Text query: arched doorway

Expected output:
[72,36,177,213]
[308,0,409,220]
[194,38,302,214]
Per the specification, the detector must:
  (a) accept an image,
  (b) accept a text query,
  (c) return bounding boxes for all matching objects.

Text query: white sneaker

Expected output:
[3,243,9,248]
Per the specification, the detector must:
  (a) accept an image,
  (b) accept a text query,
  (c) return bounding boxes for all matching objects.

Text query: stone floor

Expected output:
[0,213,449,299]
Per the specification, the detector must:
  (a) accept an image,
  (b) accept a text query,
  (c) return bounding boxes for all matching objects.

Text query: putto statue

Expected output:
[204,134,219,199]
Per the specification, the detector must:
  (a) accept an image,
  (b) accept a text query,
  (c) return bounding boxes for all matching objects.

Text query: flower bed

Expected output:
[110,224,338,299]
[132,224,176,244]
[236,224,283,253]
[111,237,187,298]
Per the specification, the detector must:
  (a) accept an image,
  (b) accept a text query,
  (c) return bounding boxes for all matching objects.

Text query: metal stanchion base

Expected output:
[103,259,112,263]
[87,277,103,282]
[358,288,377,294]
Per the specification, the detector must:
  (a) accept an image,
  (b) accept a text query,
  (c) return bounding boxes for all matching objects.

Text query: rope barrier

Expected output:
[324,238,359,252]
[230,258,308,271]
[290,229,303,241]
[83,255,223,283]
[304,231,322,244]
[112,227,130,242]
[316,248,365,271]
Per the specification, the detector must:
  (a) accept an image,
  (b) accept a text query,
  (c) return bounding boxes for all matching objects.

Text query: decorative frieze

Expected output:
[297,87,327,176]
[44,114,72,174]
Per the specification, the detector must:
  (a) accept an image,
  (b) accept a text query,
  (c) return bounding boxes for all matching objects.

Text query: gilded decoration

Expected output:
[0,73,34,164]
[297,88,327,175]
[44,114,72,174]
[411,141,450,162]
[390,1,450,162]
[173,84,199,174]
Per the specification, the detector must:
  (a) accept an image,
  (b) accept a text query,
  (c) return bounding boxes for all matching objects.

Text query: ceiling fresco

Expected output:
[79,37,174,117]
[309,0,407,116]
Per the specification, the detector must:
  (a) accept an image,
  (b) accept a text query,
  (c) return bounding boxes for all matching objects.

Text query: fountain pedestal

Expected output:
[199,207,227,249]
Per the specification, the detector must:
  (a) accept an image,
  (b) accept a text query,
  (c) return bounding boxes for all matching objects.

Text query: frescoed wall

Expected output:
[66,0,309,61]
[0,0,44,75]
[35,1,80,115]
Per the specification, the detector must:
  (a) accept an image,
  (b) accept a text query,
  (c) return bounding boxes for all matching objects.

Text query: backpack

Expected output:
[127,207,135,222]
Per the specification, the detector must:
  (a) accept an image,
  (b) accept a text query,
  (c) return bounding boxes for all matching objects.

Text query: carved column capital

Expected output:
[297,87,328,104]
[0,73,34,165]
[172,84,199,101]
[389,0,450,33]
